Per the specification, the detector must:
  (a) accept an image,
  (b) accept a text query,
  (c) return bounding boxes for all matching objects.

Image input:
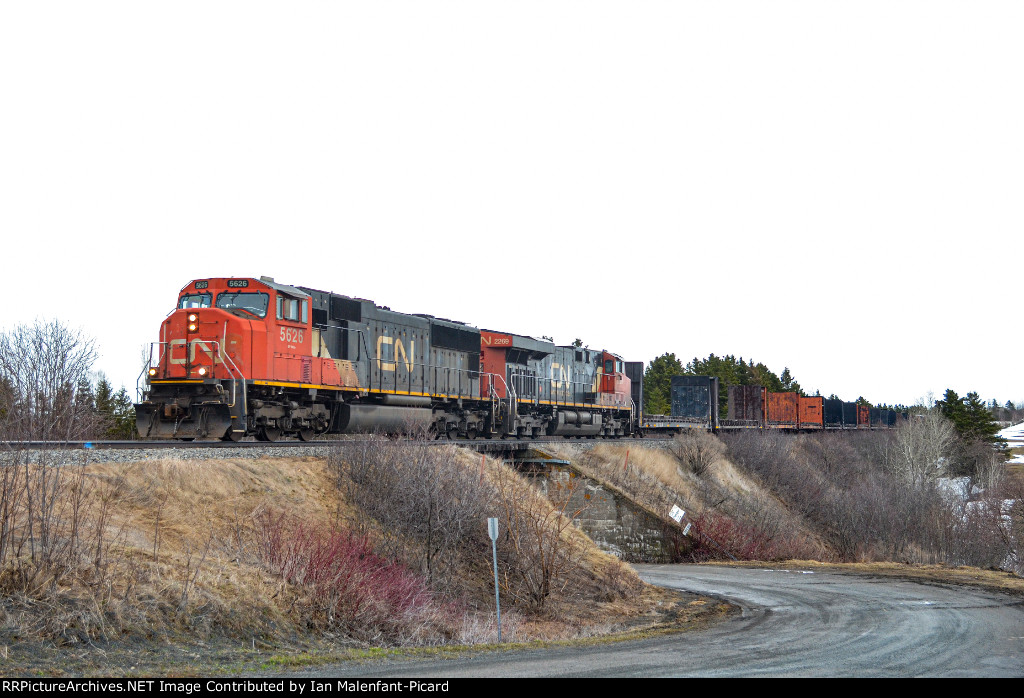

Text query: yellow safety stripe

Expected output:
[155,379,627,409]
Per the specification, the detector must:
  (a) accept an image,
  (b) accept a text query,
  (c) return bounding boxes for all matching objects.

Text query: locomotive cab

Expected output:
[599,351,632,409]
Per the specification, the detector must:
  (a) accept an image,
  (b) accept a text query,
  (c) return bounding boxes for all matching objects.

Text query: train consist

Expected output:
[628,375,904,432]
[135,276,634,441]
[135,276,901,441]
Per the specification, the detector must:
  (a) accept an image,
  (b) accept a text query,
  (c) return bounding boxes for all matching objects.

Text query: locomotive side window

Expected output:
[605,359,614,373]
[276,296,308,323]
[216,291,269,318]
[178,293,212,309]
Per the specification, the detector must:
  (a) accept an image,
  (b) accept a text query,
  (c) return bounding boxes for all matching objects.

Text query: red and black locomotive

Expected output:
[135,276,635,441]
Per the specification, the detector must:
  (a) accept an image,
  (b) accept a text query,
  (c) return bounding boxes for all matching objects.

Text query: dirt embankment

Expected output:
[0,449,724,677]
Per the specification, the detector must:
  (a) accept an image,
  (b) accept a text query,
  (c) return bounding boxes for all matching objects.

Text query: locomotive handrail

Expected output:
[511,369,600,408]
[138,338,247,413]
[486,372,516,436]
[136,341,169,402]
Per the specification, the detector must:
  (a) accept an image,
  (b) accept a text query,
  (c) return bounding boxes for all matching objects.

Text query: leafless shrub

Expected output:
[330,438,629,613]
[0,452,96,595]
[669,430,725,477]
[330,437,495,589]
[492,465,592,609]
[255,510,453,645]
[721,429,1024,568]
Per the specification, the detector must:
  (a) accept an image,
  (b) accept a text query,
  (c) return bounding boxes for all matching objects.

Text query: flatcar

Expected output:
[135,276,635,441]
[644,382,903,432]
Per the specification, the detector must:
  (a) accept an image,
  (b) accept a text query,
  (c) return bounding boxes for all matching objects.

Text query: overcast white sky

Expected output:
[1,2,1021,408]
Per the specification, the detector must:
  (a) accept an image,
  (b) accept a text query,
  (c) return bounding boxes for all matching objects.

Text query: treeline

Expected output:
[0,319,136,441]
[642,352,1014,430]
[643,352,804,418]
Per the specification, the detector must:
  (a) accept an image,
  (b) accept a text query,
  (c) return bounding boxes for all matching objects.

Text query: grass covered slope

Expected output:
[553,428,1023,571]
[0,442,705,675]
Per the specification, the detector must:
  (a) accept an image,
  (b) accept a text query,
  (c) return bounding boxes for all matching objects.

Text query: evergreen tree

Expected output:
[642,353,684,415]
[94,373,115,435]
[960,392,1002,445]
[779,367,801,394]
[109,387,137,439]
[936,388,964,429]
[76,377,95,412]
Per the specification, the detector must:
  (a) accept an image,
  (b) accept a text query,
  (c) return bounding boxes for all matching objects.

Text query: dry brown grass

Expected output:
[0,449,660,675]
[724,559,1024,596]
[542,441,829,562]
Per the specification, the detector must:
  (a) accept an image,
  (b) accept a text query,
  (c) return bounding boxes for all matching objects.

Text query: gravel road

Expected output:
[289,564,1024,677]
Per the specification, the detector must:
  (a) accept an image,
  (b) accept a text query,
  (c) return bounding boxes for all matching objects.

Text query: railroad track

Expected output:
[1,434,672,453]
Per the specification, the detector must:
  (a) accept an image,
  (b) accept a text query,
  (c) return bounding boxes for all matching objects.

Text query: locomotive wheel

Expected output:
[297,429,315,442]
[258,426,282,442]
[222,429,244,442]
[466,427,478,440]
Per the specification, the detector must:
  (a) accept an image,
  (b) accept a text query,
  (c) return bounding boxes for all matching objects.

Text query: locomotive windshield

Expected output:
[216,291,269,318]
[178,293,212,309]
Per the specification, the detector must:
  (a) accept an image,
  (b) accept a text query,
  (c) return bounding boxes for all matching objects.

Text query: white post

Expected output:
[487,517,501,642]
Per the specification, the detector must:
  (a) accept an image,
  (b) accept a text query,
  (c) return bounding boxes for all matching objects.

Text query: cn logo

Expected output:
[169,339,222,365]
[376,335,415,372]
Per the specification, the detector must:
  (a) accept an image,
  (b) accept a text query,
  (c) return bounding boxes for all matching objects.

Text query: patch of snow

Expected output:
[936,477,971,502]
[998,422,1024,442]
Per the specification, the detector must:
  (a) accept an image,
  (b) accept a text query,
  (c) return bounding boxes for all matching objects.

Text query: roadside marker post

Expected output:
[487,517,501,642]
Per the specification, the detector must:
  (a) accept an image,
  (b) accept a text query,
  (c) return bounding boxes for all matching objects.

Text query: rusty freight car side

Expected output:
[767,391,799,428]
[799,396,824,429]
[726,385,766,427]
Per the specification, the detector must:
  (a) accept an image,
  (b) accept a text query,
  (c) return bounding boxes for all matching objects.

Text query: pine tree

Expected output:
[109,387,137,439]
[94,373,115,435]
[936,389,965,430]
[961,392,1002,445]
[643,353,684,415]
[76,377,95,412]
[779,367,802,394]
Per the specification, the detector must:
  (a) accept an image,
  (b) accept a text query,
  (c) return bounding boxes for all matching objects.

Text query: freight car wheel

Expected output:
[297,429,315,442]
[222,429,244,442]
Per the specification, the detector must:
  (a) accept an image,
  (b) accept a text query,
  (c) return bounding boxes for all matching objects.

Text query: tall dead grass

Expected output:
[0,443,646,651]
[550,438,825,561]
[330,438,642,613]
[724,430,1024,569]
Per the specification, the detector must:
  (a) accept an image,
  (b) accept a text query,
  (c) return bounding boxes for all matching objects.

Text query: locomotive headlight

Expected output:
[188,323,198,332]
[148,368,157,377]
[188,313,198,323]
[197,366,208,376]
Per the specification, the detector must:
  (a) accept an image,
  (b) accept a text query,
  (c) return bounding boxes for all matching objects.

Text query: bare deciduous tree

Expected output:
[884,411,956,484]
[0,319,100,441]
